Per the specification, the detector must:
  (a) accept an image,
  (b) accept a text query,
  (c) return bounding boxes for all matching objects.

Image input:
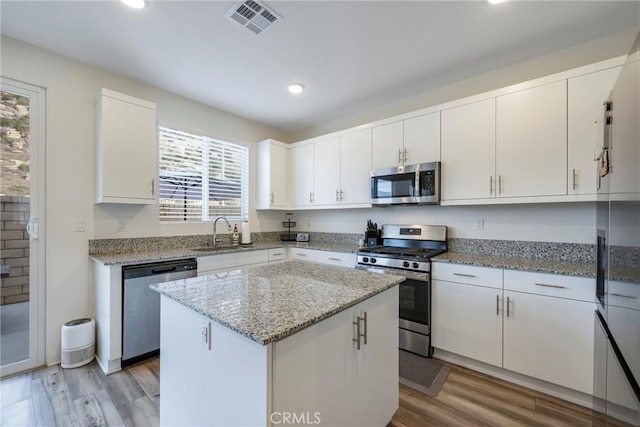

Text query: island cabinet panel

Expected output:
[272,286,399,427]
[159,297,269,427]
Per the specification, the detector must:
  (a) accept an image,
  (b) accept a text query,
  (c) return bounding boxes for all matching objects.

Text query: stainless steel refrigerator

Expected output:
[593,30,640,426]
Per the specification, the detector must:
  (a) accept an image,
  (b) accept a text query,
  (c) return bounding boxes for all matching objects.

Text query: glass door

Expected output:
[0,78,46,377]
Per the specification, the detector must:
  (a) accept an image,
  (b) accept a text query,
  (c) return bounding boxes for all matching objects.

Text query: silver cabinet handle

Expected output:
[404,148,408,164]
[398,148,402,164]
[609,293,638,299]
[496,295,500,316]
[353,313,367,350]
[340,189,344,201]
[506,296,510,317]
[296,253,307,257]
[535,283,567,289]
[328,257,341,262]
[151,178,155,196]
[352,317,361,350]
[454,273,476,278]
[362,311,368,345]
[270,192,274,203]
[490,176,493,195]
[336,189,340,202]
[572,169,577,190]
[309,192,313,203]
[272,252,284,257]
[498,175,503,194]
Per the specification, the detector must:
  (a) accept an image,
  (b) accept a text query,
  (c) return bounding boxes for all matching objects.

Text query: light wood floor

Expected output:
[0,356,622,427]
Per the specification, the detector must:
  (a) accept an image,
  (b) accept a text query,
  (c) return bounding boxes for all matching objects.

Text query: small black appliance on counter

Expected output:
[365,219,379,247]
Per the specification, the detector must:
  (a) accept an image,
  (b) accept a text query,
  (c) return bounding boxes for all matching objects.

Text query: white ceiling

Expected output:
[1,1,639,135]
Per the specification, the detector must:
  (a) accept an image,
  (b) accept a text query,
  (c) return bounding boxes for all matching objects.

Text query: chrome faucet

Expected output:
[213,216,232,247]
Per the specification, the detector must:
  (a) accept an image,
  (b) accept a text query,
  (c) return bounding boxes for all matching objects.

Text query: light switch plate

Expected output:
[74,218,85,232]
[200,319,210,350]
[475,218,484,231]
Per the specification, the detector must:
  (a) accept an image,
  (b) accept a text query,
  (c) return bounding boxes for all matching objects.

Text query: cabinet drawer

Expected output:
[432,263,503,289]
[197,253,236,273]
[237,250,269,266]
[268,248,286,263]
[290,248,317,262]
[608,280,640,309]
[503,270,594,302]
[315,251,356,268]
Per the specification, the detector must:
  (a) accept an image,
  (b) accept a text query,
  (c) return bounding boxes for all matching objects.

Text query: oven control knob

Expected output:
[370,258,377,264]
[403,261,410,268]
[362,257,369,263]
[412,262,420,269]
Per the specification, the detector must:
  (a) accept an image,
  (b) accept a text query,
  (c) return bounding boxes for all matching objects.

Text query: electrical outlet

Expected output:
[118,221,126,232]
[475,218,484,231]
[200,319,210,350]
[74,218,85,232]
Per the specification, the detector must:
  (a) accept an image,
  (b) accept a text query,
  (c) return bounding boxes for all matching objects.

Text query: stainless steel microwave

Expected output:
[370,162,440,206]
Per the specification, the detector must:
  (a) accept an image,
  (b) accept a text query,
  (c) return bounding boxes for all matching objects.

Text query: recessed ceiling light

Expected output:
[122,0,146,9]
[288,83,305,94]
[487,0,507,4]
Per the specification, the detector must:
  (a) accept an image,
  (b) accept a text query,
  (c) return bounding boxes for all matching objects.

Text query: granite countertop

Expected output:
[432,252,595,278]
[90,241,358,265]
[151,261,403,345]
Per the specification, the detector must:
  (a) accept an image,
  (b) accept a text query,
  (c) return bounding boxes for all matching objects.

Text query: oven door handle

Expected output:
[355,265,428,281]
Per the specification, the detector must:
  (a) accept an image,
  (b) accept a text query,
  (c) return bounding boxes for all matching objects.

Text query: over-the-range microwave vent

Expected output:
[225,0,282,36]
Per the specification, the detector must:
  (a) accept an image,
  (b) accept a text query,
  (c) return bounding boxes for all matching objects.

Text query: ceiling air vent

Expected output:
[225,0,282,36]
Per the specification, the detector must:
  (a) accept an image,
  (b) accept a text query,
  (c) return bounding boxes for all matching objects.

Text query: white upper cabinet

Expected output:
[403,112,440,165]
[496,80,568,198]
[313,136,341,206]
[441,98,496,201]
[95,89,157,204]
[289,143,314,208]
[372,121,403,170]
[568,67,621,195]
[372,112,440,170]
[256,139,288,209]
[340,128,372,205]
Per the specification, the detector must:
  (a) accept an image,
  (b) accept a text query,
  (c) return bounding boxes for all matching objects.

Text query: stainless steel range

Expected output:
[355,224,447,358]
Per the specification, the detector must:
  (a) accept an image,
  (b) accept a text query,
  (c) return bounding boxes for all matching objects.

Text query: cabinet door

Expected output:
[272,305,357,427]
[313,137,341,206]
[98,94,156,203]
[568,67,621,195]
[372,121,403,170]
[289,144,314,207]
[496,80,567,198]
[441,99,496,201]
[432,280,503,367]
[356,287,399,427]
[503,291,594,394]
[403,112,440,164]
[340,128,372,205]
[270,143,288,207]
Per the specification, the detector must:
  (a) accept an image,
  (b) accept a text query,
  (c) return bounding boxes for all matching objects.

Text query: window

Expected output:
[158,126,249,222]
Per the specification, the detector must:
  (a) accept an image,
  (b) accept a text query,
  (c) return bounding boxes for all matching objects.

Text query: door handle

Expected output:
[498,175,503,194]
[496,295,500,315]
[151,178,155,196]
[270,192,274,203]
[453,273,476,278]
[572,169,577,190]
[609,293,638,300]
[403,148,408,164]
[26,217,39,240]
[506,296,510,317]
[490,176,493,195]
[535,283,567,289]
[353,312,367,350]
[336,189,340,202]
[309,192,313,203]
[398,149,402,164]
[340,189,344,201]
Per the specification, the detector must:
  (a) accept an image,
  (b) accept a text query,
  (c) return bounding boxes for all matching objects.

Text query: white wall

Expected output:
[1,36,288,365]
[257,203,596,244]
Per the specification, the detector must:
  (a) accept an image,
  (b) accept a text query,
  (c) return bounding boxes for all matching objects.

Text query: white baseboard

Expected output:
[95,354,122,375]
[434,348,594,409]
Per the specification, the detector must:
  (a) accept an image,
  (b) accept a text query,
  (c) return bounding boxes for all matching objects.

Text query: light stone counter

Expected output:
[151,261,403,344]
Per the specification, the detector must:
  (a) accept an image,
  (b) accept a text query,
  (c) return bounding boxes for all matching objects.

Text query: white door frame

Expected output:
[0,77,46,377]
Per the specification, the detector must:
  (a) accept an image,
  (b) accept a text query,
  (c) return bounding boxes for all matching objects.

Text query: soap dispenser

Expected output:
[232,224,240,246]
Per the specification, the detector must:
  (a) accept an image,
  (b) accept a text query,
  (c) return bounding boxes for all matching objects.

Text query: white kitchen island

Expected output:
[151,261,403,427]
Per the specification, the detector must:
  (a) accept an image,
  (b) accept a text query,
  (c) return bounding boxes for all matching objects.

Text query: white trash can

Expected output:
[61,318,95,369]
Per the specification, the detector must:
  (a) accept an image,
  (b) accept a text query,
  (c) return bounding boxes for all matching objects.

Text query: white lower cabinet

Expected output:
[290,248,357,267]
[432,263,595,395]
[197,249,276,276]
[272,286,399,427]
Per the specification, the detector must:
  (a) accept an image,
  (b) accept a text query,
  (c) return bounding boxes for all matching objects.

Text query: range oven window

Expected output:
[399,279,430,326]
[372,173,415,199]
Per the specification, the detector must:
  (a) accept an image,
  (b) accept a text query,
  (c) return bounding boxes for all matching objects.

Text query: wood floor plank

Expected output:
[0,398,34,426]
[116,396,158,427]
[127,361,159,404]
[0,371,31,408]
[62,364,103,401]
[73,388,125,427]
[31,365,60,381]
[31,371,80,427]
[399,384,485,427]
[91,364,144,408]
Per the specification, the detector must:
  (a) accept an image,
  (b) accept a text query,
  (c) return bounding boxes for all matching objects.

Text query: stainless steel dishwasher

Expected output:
[122,258,197,366]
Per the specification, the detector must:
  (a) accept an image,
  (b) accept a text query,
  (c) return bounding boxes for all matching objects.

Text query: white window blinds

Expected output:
[158,126,249,222]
